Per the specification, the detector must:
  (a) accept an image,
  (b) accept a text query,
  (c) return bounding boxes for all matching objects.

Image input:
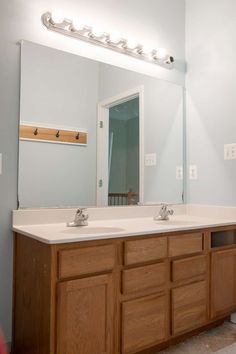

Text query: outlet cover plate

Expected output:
[145,153,157,166]
[224,143,236,160]
[189,165,198,180]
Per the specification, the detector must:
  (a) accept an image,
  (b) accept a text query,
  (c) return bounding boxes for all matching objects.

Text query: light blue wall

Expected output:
[186,0,236,205]
[19,41,98,207]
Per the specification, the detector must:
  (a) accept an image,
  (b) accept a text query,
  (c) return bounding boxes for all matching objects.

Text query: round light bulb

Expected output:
[51,11,64,23]
[126,39,138,49]
[72,18,82,31]
[156,48,168,60]
[109,32,122,43]
[92,26,105,37]
[142,45,153,54]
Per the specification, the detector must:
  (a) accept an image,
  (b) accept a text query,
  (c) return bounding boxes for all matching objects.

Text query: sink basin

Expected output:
[63,226,125,235]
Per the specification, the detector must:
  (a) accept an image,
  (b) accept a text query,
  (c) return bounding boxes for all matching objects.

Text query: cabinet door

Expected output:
[57,274,113,354]
[122,293,167,354]
[211,249,236,318]
[172,280,207,335]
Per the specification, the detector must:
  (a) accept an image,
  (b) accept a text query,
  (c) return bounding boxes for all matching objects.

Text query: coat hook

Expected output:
[56,130,60,138]
[76,132,80,140]
[34,128,38,136]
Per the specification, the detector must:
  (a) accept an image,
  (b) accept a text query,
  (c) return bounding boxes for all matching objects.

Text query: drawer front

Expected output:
[168,233,203,258]
[58,244,115,279]
[172,280,207,335]
[122,293,167,354]
[172,255,207,282]
[124,237,167,266]
[122,262,166,295]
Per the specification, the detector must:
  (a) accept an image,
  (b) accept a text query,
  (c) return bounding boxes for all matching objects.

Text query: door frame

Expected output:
[96,86,144,206]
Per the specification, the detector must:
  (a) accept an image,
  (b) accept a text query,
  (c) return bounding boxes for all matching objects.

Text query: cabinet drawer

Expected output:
[122,262,166,295]
[172,255,207,282]
[124,237,167,266]
[172,280,207,335]
[122,293,167,354]
[58,244,115,279]
[168,233,203,258]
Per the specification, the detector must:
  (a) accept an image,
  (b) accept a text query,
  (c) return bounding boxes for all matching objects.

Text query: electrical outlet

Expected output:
[189,165,198,180]
[224,143,236,160]
[176,166,183,180]
[145,153,156,166]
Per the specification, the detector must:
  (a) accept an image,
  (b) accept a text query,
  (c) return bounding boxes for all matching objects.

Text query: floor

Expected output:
[158,322,236,354]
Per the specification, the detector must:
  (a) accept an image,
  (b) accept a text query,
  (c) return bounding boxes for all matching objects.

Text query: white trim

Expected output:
[19,137,87,147]
[96,86,144,206]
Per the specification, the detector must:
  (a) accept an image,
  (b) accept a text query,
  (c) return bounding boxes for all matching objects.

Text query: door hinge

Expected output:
[98,179,103,187]
[99,121,104,128]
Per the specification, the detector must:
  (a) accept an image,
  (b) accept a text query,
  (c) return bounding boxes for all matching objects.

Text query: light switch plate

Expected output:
[224,143,236,160]
[145,153,156,166]
[189,165,198,180]
[176,166,183,180]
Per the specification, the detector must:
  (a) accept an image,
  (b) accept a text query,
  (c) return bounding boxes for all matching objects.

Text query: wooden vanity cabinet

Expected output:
[211,248,236,318]
[171,255,207,283]
[57,274,113,354]
[171,280,208,335]
[12,237,116,354]
[13,227,236,354]
[170,252,209,336]
[122,292,167,354]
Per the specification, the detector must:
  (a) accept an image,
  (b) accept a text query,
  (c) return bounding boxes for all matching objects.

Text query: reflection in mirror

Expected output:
[18,41,184,208]
[108,97,139,206]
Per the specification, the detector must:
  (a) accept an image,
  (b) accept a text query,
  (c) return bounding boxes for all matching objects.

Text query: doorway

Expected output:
[108,97,139,206]
[97,86,144,206]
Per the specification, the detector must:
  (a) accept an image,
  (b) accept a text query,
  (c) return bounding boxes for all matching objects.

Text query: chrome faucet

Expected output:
[67,208,89,227]
[154,204,174,221]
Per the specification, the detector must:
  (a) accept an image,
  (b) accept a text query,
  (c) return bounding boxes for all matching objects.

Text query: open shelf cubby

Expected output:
[211,229,236,248]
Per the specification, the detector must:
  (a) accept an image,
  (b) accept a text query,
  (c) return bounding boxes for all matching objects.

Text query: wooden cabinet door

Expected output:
[122,293,167,354]
[211,249,236,318]
[57,274,113,354]
[172,280,207,335]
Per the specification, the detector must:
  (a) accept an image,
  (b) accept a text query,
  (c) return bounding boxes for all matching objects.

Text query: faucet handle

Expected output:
[169,208,174,215]
[67,208,89,227]
[154,203,174,221]
[78,208,89,220]
[160,203,167,208]
[76,207,87,214]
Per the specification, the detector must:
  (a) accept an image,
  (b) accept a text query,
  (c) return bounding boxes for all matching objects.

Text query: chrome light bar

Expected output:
[41,12,174,69]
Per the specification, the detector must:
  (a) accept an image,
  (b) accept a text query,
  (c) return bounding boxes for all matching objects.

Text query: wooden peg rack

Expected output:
[20,125,87,145]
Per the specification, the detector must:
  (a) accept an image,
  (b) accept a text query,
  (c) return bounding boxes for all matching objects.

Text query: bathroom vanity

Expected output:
[12,210,236,354]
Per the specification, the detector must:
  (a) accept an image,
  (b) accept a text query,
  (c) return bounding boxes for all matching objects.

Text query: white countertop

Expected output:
[13,214,236,244]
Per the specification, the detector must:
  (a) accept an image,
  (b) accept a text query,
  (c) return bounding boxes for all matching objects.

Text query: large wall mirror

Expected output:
[18,41,184,208]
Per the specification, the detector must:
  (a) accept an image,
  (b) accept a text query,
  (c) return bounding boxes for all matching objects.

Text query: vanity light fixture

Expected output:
[41,12,174,69]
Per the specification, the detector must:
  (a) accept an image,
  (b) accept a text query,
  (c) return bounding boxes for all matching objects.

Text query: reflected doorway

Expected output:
[108,97,139,206]
[97,86,144,207]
